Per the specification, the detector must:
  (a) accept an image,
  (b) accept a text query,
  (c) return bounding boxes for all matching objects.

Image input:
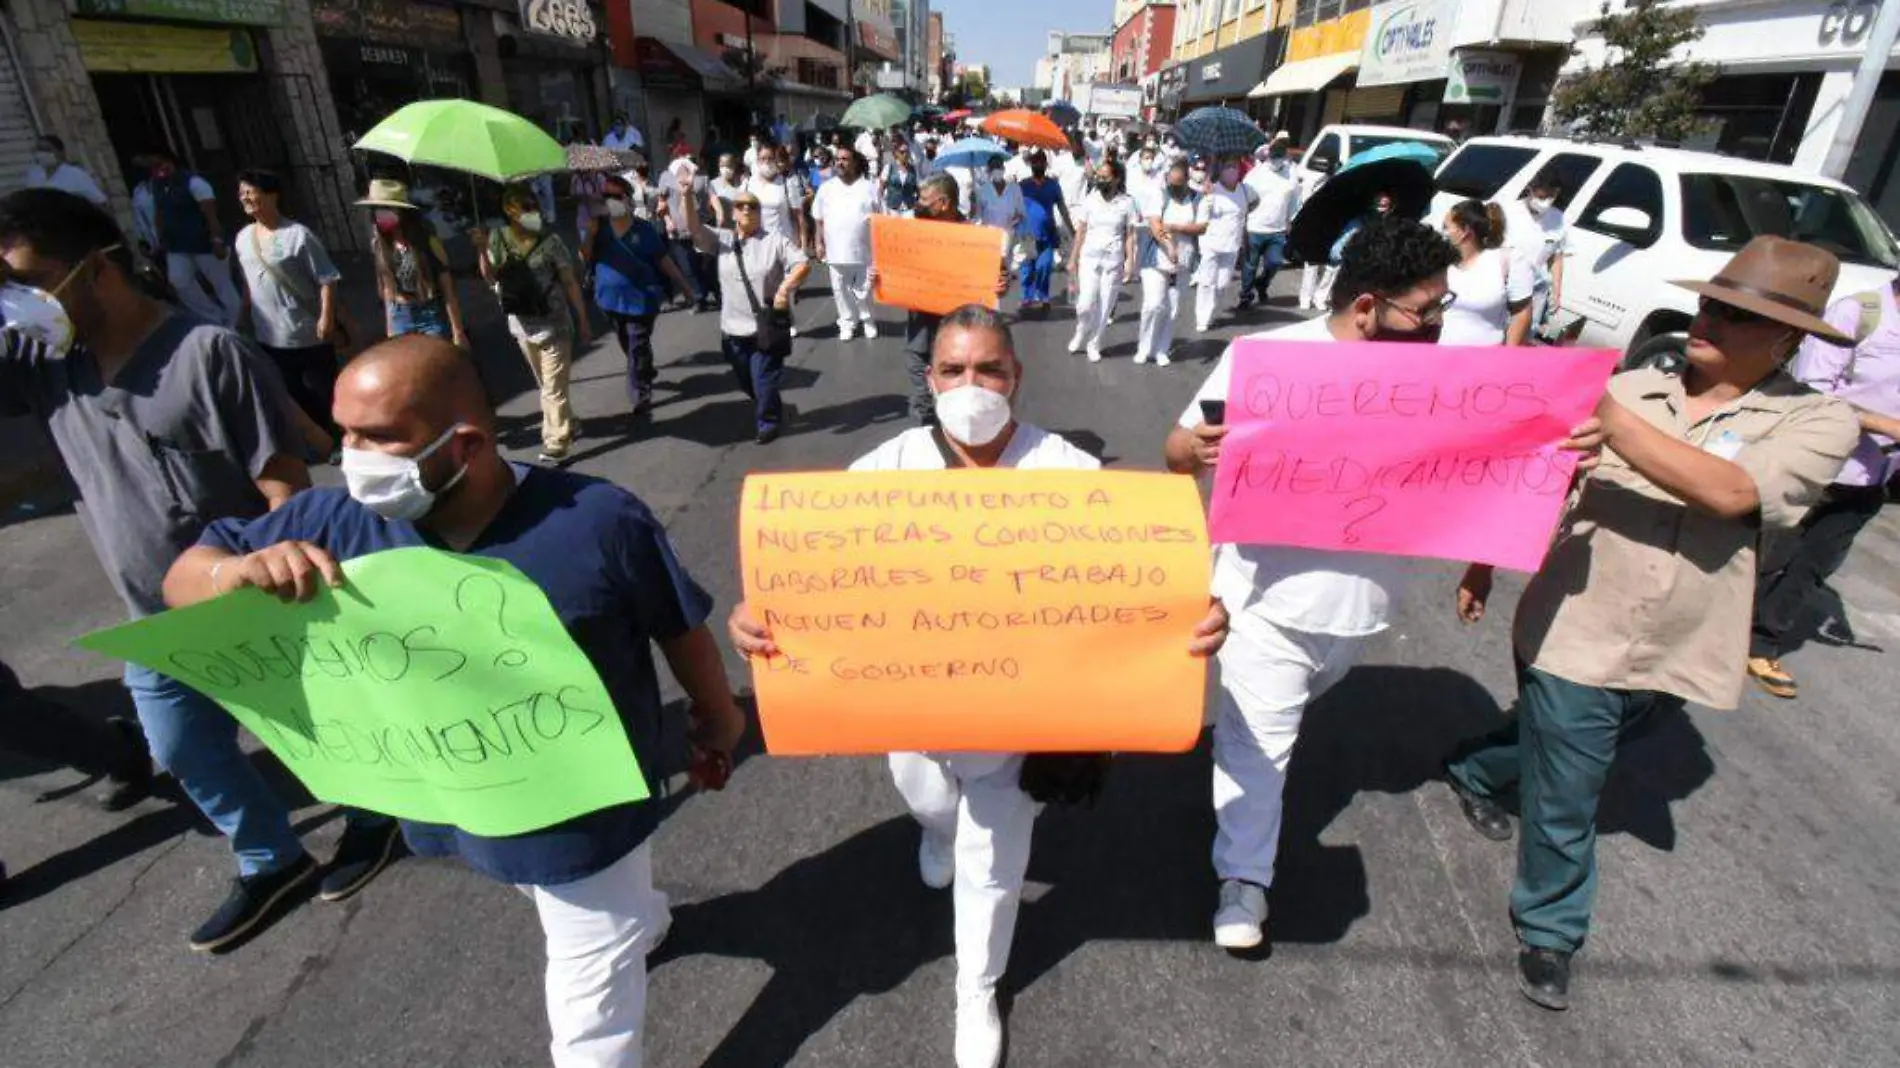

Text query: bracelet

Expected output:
[210,559,229,596]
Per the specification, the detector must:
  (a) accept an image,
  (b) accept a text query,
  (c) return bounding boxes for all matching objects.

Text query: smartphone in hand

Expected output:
[1199,399,1226,426]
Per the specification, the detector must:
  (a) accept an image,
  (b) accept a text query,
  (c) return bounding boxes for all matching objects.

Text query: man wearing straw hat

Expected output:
[1444,236,1862,1011]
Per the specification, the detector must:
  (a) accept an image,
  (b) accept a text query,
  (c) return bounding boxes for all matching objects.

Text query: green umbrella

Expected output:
[840,93,913,131]
[353,99,565,182]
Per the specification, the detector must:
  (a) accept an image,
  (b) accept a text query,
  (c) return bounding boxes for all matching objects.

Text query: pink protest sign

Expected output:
[1207,340,1619,571]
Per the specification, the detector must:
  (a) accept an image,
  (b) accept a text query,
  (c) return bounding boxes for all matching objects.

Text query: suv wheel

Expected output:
[1621,331,1687,373]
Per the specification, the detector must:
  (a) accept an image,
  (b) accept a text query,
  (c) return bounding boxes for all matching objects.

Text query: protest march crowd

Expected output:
[2,106,1898,1068]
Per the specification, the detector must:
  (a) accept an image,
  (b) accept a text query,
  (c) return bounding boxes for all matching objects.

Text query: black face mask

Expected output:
[1371,315,1443,345]
[1168,183,1189,199]
[1031,166,1046,178]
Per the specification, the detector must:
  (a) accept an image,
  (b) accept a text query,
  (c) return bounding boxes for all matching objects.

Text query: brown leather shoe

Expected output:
[1746,657,1798,699]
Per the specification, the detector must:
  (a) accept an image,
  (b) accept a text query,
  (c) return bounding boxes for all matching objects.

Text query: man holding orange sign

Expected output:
[730,306,1228,1068]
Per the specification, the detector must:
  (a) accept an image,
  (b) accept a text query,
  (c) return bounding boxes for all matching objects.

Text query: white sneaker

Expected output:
[1086,345,1103,363]
[1133,351,1150,364]
[1213,879,1268,950]
[861,319,879,339]
[838,324,856,341]
[1154,351,1172,367]
[1067,331,1086,355]
[918,829,954,890]
[954,989,1004,1068]
[790,323,799,338]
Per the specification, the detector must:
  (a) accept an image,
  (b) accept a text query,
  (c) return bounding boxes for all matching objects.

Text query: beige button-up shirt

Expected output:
[1513,365,1859,710]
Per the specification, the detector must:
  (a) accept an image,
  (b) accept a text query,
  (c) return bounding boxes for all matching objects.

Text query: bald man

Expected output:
[163,335,746,1067]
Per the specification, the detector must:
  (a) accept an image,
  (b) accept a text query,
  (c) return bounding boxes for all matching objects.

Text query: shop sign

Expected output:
[357,43,415,67]
[520,0,598,44]
[72,18,258,73]
[73,0,284,28]
[1286,8,1369,64]
[1358,0,1454,88]
[313,0,462,51]
[1444,49,1520,105]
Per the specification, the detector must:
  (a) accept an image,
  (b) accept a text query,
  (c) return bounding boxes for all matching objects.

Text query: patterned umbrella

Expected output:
[1042,100,1081,127]
[1174,106,1266,159]
[566,143,643,172]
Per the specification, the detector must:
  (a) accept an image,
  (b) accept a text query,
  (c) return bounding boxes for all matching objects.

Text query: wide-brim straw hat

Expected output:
[1671,235,1853,345]
[356,178,417,210]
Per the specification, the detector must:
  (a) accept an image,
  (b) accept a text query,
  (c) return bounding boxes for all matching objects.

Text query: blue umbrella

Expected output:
[934,136,1009,170]
[1174,106,1265,158]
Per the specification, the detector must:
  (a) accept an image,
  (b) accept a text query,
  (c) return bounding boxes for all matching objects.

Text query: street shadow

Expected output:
[790,393,910,438]
[1779,582,1884,657]
[0,804,202,910]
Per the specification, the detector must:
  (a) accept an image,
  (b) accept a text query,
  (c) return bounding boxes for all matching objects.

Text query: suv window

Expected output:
[1533,153,1605,211]
[1576,164,1665,248]
[1681,173,1900,270]
[1307,133,1342,172]
[1435,144,1537,199]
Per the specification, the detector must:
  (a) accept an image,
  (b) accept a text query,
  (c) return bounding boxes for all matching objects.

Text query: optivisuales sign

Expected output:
[1357,0,1455,89]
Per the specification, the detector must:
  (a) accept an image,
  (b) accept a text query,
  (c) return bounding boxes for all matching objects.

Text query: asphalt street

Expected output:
[3,262,1900,1068]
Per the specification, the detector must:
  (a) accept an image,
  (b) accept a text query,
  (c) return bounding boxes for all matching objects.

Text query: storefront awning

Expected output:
[634,36,743,93]
[1249,52,1357,98]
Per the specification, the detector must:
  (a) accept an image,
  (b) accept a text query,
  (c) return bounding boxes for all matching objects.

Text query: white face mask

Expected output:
[517,212,544,233]
[757,162,780,180]
[604,198,630,218]
[1527,196,1554,216]
[0,281,75,358]
[933,384,1013,447]
[341,425,467,522]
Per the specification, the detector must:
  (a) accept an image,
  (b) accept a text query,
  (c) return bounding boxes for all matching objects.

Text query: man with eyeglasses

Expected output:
[1164,215,1470,954]
[1444,236,1859,1010]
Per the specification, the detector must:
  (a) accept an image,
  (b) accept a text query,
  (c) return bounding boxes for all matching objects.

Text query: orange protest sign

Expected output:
[739,469,1213,755]
[870,215,1008,316]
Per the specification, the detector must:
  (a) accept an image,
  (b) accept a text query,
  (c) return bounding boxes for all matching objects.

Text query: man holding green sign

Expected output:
[156,336,746,1068]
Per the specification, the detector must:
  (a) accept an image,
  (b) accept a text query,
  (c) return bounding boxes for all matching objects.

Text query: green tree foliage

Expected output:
[1552,0,1719,142]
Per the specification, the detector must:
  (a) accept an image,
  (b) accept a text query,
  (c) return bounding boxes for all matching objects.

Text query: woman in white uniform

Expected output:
[729,305,1231,1068]
[1135,160,1204,366]
[1065,159,1141,362]
[1500,168,1569,339]
[1441,198,1534,346]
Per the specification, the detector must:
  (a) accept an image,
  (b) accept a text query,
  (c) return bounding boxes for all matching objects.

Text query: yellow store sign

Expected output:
[72,18,259,73]
[1286,8,1370,63]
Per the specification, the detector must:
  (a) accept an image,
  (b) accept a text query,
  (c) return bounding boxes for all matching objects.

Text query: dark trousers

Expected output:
[0,658,137,778]
[669,238,715,303]
[260,342,338,433]
[722,333,784,432]
[905,311,939,427]
[1752,482,1887,658]
[1447,663,1685,953]
[608,310,658,404]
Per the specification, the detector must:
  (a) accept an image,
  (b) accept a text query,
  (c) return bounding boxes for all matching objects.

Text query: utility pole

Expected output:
[1822,0,1900,180]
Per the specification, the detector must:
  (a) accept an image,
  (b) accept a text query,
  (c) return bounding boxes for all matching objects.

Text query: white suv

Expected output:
[1295,124,1455,202]
[1430,136,1900,366]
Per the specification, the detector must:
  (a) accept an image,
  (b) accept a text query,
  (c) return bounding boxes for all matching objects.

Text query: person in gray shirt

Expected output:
[234,168,345,433]
[684,172,809,444]
[0,189,401,951]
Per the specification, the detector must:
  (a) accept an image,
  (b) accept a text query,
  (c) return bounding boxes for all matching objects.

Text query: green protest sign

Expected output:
[76,547,648,836]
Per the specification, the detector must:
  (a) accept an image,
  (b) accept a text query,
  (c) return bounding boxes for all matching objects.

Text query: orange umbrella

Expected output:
[980,109,1069,150]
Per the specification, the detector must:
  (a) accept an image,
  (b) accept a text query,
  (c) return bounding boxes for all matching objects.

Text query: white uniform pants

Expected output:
[828,263,872,328]
[1137,266,1189,360]
[521,842,670,1068]
[1194,249,1239,331]
[167,250,242,327]
[1071,254,1123,349]
[1299,263,1339,311]
[889,752,1035,997]
[1211,620,1372,887]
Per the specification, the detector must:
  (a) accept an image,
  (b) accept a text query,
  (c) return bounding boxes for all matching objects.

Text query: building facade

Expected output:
[1034,30,1112,102]
[1112,2,1176,86]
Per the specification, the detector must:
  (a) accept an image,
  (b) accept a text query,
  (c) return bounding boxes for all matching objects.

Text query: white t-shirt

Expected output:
[974,179,1024,231]
[1003,154,1033,183]
[1139,187,1199,273]
[1077,191,1141,260]
[1127,155,1164,198]
[603,127,645,152]
[849,421,1100,772]
[1054,153,1088,209]
[746,175,798,240]
[1243,162,1299,234]
[1196,183,1253,256]
[1178,315,1412,637]
[1501,199,1567,281]
[1442,247,1535,346]
[811,175,881,265]
[24,163,107,205]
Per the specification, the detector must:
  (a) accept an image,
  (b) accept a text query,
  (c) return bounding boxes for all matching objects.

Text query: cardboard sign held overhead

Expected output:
[740,469,1212,755]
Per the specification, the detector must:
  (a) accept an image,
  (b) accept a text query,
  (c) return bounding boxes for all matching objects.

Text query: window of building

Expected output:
[1575,164,1665,248]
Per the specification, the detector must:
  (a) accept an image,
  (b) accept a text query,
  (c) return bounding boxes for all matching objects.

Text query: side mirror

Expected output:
[1595,205,1654,239]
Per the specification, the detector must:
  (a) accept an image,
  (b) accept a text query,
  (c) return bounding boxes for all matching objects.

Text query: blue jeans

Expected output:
[1018,235,1059,303]
[388,298,450,339]
[125,664,390,877]
[722,333,784,432]
[1243,231,1287,298]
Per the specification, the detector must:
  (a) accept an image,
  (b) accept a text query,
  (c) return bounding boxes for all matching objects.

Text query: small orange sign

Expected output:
[870,215,1008,316]
[739,469,1213,755]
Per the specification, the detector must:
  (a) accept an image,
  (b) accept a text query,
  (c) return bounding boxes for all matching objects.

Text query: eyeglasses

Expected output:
[1378,292,1457,325]
[733,202,761,212]
[1697,296,1773,328]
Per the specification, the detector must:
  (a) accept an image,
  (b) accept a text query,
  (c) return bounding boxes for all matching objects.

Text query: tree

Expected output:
[1552,0,1719,143]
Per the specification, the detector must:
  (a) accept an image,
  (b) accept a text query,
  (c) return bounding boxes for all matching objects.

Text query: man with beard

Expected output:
[1164,215,1604,955]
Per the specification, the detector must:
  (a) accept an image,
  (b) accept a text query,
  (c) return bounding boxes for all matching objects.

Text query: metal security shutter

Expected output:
[0,20,39,197]
[1344,84,1405,121]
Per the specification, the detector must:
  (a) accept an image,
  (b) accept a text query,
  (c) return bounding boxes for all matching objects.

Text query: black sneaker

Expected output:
[189,853,318,952]
[1517,946,1572,1011]
[1446,774,1514,841]
[755,425,782,445]
[96,717,155,813]
[319,820,402,902]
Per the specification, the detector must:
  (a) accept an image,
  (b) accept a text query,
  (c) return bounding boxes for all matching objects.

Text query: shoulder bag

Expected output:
[248,225,351,352]
[731,232,793,358]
